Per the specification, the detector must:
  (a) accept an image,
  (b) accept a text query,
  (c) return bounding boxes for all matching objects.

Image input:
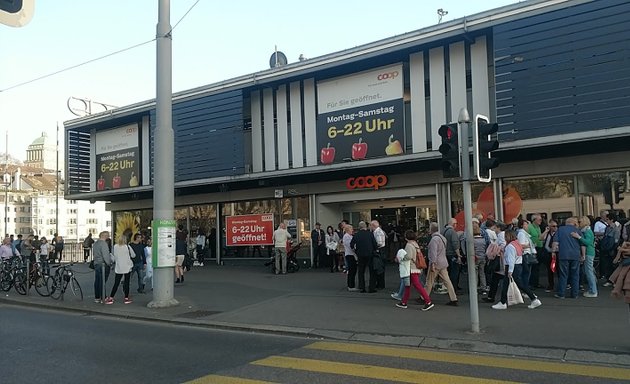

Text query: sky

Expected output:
[0,0,519,161]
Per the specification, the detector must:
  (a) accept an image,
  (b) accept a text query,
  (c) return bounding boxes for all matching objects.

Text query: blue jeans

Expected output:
[448,258,461,289]
[557,259,580,298]
[520,258,532,289]
[396,278,404,298]
[584,255,598,295]
[94,264,111,300]
[132,262,145,291]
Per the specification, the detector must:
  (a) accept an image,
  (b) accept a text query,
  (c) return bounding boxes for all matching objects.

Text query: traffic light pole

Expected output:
[458,108,480,334]
[149,0,179,309]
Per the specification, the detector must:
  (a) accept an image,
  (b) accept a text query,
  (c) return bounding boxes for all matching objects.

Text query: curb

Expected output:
[3,297,630,368]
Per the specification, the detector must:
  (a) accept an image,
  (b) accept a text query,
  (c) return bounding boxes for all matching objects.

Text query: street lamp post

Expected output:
[3,172,9,237]
[56,123,59,237]
[3,130,8,237]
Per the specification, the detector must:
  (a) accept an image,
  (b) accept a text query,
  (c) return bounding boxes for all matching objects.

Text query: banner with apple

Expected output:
[316,64,405,164]
[94,124,141,191]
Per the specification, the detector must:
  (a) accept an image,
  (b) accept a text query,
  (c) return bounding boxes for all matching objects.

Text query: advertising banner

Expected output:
[316,64,404,165]
[226,214,274,246]
[95,124,141,191]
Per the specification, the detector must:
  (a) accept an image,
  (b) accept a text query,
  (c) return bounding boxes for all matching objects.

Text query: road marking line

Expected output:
[306,341,630,380]
[252,356,521,384]
[184,374,277,384]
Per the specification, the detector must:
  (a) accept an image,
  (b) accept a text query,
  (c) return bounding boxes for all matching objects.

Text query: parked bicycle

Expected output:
[13,261,51,297]
[49,263,83,301]
[0,256,22,292]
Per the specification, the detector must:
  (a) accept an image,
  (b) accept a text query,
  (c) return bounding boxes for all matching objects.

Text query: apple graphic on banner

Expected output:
[129,172,139,187]
[385,134,403,155]
[352,138,368,160]
[112,173,122,189]
[320,143,335,164]
[97,176,105,191]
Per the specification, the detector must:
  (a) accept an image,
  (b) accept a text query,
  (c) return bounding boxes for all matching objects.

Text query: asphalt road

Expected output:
[2,304,628,384]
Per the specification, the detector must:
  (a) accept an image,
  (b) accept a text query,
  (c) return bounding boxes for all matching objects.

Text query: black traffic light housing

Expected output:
[614,181,625,204]
[438,123,460,178]
[474,115,500,182]
[0,0,23,13]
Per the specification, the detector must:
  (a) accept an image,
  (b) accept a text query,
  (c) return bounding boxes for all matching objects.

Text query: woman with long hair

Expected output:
[395,230,434,311]
[325,225,340,272]
[105,235,134,305]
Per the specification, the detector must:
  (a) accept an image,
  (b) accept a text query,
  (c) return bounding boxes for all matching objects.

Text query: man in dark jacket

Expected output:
[350,221,378,293]
[129,233,147,293]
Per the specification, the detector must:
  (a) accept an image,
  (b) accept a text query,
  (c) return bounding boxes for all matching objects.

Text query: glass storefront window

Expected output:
[451,183,495,230]
[502,176,574,225]
[218,197,311,260]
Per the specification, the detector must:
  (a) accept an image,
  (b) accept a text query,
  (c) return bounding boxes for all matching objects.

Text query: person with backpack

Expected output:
[394,230,434,311]
[426,222,458,306]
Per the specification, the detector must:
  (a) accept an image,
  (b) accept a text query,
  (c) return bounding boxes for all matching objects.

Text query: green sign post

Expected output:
[152,219,176,268]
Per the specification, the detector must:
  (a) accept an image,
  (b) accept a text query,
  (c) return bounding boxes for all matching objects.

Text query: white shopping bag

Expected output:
[507,277,524,306]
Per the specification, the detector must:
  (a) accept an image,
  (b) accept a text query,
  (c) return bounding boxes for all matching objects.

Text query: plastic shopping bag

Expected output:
[507,277,524,306]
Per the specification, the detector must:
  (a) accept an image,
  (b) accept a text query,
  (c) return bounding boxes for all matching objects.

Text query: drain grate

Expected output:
[176,310,221,319]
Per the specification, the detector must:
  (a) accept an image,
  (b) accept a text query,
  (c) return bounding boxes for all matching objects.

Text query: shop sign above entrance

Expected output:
[346,175,388,190]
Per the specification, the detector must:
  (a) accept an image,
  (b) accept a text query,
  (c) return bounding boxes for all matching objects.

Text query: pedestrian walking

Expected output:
[573,216,597,298]
[425,222,458,306]
[39,237,51,275]
[129,233,146,293]
[350,221,378,293]
[196,229,206,267]
[395,230,434,311]
[273,223,291,274]
[343,225,359,291]
[325,225,340,272]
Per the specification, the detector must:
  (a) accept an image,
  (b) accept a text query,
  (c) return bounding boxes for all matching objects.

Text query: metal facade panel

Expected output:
[409,51,427,153]
[262,88,276,171]
[289,81,304,168]
[429,46,447,150]
[276,85,290,170]
[449,42,467,126]
[251,90,263,172]
[471,36,491,119]
[494,0,630,141]
[303,78,317,166]
[149,90,245,182]
[67,130,91,194]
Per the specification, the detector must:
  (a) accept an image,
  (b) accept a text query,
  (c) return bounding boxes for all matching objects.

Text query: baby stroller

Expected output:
[264,241,301,273]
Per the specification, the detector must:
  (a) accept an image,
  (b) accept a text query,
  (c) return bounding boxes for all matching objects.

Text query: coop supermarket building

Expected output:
[65,0,630,263]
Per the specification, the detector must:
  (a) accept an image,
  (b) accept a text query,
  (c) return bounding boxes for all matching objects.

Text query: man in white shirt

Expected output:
[273,223,292,274]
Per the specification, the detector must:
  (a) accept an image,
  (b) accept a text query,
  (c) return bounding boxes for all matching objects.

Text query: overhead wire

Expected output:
[0,0,203,93]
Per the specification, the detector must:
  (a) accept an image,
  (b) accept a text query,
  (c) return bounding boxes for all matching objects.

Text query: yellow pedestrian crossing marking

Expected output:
[306,341,630,380]
[252,355,521,384]
[185,374,277,384]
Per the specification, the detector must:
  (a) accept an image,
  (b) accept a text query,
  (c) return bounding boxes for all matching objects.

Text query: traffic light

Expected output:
[614,181,625,204]
[474,114,500,182]
[438,123,460,178]
[0,0,34,27]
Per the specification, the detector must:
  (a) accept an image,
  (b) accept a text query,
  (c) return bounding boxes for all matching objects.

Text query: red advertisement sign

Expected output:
[226,214,274,246]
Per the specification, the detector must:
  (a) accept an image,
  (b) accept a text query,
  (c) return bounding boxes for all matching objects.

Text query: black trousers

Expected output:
[357,256,376,291]
[376,248,386,289]
[110,272,130,298]
[346,255,357,288]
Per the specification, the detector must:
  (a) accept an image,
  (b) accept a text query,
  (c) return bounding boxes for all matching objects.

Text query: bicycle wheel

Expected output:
[35,274,51,297]
[50,275,64,300]
[13,273,27,295]
[69,277,83,301]
[0,270,12,292]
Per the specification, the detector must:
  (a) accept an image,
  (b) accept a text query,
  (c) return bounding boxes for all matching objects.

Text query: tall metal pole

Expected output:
[4,131,8,237]
[56,123,59,237]
[458,107,480,334]
[149,0,178,308]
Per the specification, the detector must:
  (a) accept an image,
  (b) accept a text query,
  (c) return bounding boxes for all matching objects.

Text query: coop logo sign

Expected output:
[346,175,388,190]
[377,71,399,81]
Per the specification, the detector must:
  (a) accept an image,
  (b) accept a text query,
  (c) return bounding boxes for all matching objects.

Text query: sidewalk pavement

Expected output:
[2,262,630,367]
